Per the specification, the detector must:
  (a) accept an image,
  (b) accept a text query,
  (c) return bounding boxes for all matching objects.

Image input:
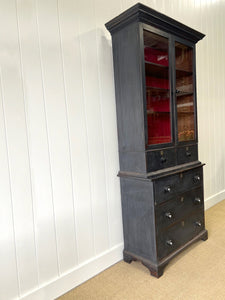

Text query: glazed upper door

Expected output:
[175,41,196,143]
[143,29,173,148]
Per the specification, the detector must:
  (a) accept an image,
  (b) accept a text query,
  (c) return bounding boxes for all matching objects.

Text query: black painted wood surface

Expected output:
[106,3,207,278]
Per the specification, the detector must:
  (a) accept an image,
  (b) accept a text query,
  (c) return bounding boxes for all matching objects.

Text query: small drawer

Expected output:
[155,187,204,230]
[154,166,203,205]
[154,173,180,204]
[146,148,176,172]
[177,144,198,165]
[157,212,205,260]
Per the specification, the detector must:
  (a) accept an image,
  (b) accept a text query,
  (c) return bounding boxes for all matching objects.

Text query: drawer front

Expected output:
[177,144,198,165]
[154,166,203,205]
[157,212,205,260]
[146,148,176,172]
[155,187,204,230]
[181,167,203,190]
[154,173,180,204]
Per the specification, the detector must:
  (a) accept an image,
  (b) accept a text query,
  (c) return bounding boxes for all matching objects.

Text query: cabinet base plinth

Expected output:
[123,229,208,278]
[142,262,165,278]
[123,252,137,264]
[123,250,165,278]
[201,230,208,241]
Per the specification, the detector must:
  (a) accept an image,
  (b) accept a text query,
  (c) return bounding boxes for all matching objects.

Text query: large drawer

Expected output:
[157,211,205,260]
[155,187,204,230]
[154,166,203,205]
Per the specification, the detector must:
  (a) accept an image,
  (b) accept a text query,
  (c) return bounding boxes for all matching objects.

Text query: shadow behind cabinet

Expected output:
[105,3,208,277]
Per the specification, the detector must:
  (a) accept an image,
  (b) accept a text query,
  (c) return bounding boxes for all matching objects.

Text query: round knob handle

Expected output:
[194,197,201,204]
[193,175,200,183]
[164,186,171,193]
[165,212,173,219]
[195,221,202,227]
[166,240,173,246]
[160,156,167,163]
[186,151,192,157]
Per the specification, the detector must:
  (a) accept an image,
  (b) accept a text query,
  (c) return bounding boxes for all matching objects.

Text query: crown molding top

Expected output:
[105,3,205,43]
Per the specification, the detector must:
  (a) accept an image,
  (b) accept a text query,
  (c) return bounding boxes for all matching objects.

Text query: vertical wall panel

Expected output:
[214,1,222,192]
[205,0,215,197]
[198,0,211,197]
[210,2,217,196]
[16,0,59,284]
[94,0,123,247]
[0,0,38,295]
[56,0,94,263]
[77,0,110,255]
[35,0,77,274]
[0,71,19,300]
[220,0,225,191]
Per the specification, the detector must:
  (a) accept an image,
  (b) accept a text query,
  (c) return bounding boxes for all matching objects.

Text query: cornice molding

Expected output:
[105,3,205,43]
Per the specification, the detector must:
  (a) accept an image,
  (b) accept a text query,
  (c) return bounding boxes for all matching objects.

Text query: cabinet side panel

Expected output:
[111,23,146,155]
[119,151,146,174]
[120,177,157,263]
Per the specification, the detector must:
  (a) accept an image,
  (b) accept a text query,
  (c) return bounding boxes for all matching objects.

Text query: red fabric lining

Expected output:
[146,77,169,89]
[144,47,168,66]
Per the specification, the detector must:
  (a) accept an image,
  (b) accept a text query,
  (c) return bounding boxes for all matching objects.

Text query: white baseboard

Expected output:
[20,243,123,300]
[20,192,224,300]
[204,190,225,210]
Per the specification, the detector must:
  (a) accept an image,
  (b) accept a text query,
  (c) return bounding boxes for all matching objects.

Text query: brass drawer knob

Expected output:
[165,212,173,219]
[164,186,171,193]
[186,151,192,157]
[194,197,201,204]
[166,240,173,246]
[193,175,200,183]
[160,156,167,163]
[195,221,202,227]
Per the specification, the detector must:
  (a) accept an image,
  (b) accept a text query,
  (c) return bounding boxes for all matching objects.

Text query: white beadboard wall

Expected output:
[0,0,224,299]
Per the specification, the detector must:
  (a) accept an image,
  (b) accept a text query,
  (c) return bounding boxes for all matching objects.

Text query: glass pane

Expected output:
[144,30,172,146]
[175,42,195,142]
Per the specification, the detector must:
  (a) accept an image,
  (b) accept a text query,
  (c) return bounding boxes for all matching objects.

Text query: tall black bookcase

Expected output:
[106,3,208,277]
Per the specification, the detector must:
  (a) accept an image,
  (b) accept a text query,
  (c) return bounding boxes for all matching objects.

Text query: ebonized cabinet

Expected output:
[105,3,208,277]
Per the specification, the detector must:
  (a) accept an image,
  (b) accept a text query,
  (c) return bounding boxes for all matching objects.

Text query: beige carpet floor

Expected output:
[58,200,225,300]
